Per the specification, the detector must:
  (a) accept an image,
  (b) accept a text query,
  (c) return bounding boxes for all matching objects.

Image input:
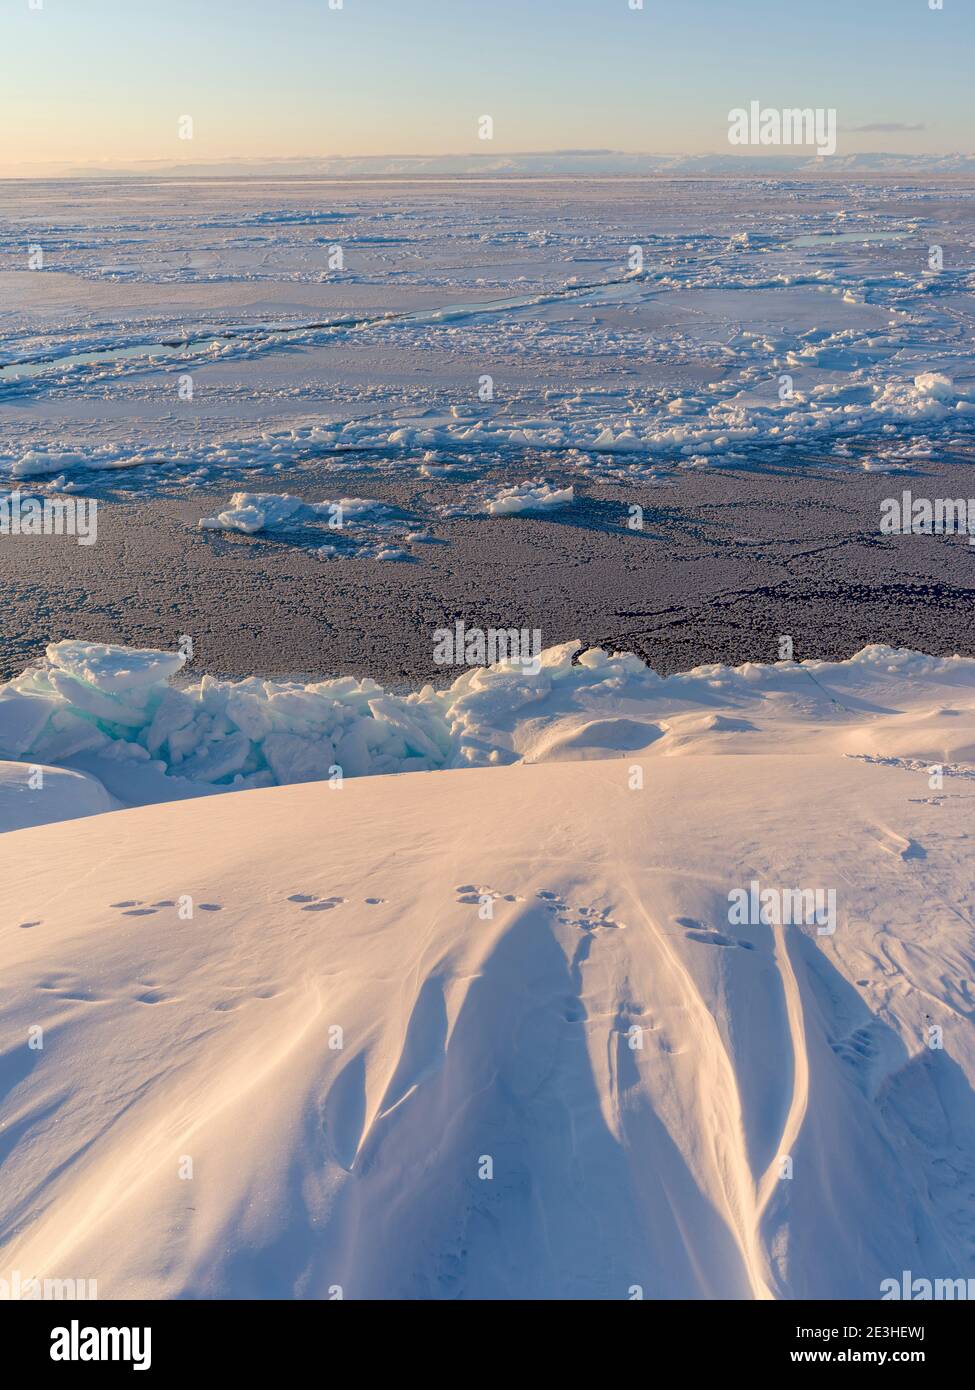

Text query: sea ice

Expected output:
[483,481,575,514]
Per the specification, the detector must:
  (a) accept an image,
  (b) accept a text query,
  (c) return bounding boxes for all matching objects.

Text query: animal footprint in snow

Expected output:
[568,905,624,931]
[455,884,524,908]
[37,974,99,1002]
[828,1021,894,1082]
[539,890,625,931]
[110,900,194,916]
[454,884,526,922]
[290,893,346,912]
[135,988,168,1005]
[678,916,754,950]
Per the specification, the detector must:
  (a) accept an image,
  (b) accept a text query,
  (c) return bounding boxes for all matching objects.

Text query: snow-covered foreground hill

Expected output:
[2,651,975,1300]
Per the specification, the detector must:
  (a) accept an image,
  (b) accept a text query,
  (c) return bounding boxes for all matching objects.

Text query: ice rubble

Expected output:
[4,373,973,484]
[197,491,413,559]
[483,481,574,514]
[198,492,388,535]
[0,640,460,787]
[2,638,974,795]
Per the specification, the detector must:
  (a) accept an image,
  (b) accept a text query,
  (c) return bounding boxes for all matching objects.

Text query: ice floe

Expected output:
[482,481,574,514]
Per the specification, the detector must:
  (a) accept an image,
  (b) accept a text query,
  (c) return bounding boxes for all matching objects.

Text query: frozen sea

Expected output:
[1,175,974,684]
[3,175,975,1307]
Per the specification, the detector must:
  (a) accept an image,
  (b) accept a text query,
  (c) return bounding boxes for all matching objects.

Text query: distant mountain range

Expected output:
[8,151,975,179]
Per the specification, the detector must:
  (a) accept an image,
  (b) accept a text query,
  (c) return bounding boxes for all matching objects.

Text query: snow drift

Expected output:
[2,726,974,1298]
[1,642,974,1299]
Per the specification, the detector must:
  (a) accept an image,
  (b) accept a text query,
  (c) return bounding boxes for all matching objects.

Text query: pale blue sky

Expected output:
[1,0,971,171]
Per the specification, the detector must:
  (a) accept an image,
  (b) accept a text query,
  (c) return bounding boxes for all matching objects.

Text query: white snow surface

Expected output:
[0,760,118,832]
[1,644,974,1297]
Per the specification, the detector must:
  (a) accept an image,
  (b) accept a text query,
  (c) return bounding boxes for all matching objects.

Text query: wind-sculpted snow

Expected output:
[3,705,974,1297]
[3,635,975,1297]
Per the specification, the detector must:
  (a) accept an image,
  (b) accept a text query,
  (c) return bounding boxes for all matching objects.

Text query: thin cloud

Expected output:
[845,121,926,133]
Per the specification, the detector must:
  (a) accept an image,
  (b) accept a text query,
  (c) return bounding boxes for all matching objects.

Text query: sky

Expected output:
[1,0,972,174]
